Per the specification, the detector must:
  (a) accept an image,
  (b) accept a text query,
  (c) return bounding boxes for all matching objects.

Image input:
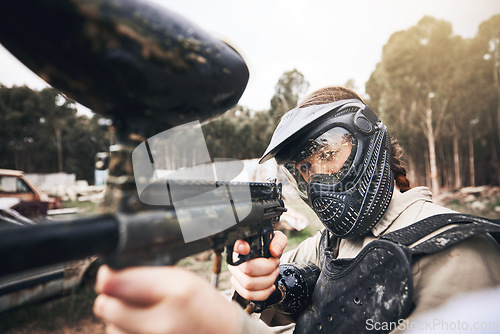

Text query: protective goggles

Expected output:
[280,127,357,199]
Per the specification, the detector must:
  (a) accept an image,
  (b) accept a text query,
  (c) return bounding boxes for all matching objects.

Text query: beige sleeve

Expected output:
[392,234,500,332]
[280,229,324,266]
[233,301,274,334]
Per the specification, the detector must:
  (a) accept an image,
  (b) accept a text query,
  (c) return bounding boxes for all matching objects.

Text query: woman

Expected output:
[94,86,500,333]
[230,86,500,333]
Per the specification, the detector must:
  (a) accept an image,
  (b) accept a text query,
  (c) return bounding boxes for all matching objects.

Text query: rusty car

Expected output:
[0,169,61,218]
[0,197,98,312]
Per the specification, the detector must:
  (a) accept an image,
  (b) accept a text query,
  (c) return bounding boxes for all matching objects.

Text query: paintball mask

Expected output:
[260,99,394,239]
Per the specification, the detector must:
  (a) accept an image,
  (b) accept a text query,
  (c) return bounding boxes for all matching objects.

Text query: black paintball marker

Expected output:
[0,180,286,276]
[0,0,286,281]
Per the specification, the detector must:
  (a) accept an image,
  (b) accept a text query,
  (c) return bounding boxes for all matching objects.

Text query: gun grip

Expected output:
[226,226,275,266]
[260,225,274,258]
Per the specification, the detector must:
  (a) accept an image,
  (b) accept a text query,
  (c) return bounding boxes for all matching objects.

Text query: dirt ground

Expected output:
[0,286,105,334]
[434,185,500,219]
[0,252,234,334]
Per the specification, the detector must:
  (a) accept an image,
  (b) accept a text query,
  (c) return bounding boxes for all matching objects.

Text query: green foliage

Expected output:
[0,86,109,182]
[1,70,307,179]
[285,229,314,251]
[203,69,309,160]
[2,12,499,192]
[366,15,500,188]
[270,68,310,118]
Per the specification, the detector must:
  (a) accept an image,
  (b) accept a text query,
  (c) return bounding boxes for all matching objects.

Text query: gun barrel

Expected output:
[0,182,285,277]
[0,215,119,276]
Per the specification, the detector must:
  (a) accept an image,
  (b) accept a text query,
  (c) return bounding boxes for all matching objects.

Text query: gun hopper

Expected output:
[0,0,249,138]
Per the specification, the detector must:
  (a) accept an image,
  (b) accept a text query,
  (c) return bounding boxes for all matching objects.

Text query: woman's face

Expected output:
[295,132,354,183]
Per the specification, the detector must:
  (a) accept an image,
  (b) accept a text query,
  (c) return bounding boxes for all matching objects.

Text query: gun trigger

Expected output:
[226,243,250,266]
[261,226,274,258]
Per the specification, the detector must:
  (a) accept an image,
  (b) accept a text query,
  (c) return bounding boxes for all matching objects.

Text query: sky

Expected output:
[1,0,499,114]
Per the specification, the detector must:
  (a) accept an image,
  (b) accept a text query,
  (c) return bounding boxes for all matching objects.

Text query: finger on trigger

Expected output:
[231,275,276,301]
[233,239,250,255]
[230,266,279,291]
[269,231,287,258]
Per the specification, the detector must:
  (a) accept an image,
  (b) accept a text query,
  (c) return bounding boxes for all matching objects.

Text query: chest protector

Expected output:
[292,213,500,334]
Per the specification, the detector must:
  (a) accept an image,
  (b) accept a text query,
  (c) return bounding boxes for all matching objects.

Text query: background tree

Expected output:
[37,89,76,172]
[3,15,499,191]
[367,17,468,193]
[204,69,309,160]
[0,85,109,183]
[270,69,310,120]
[475,14,500,185]
[0,86,40,171]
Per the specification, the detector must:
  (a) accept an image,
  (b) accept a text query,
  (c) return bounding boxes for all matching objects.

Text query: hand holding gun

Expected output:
[0,0,273,276]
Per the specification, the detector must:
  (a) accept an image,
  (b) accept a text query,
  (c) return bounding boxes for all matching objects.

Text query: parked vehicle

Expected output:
[0,169,61,218]
[0,198,98,313]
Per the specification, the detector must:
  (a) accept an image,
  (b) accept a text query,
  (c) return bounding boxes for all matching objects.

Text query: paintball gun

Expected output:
[0,180,286,276]
[0,0,286,288]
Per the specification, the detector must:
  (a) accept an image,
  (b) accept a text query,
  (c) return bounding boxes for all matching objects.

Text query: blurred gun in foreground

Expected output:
[0,180,285,277]
[0,0,249,137]
[0,0,286,281]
